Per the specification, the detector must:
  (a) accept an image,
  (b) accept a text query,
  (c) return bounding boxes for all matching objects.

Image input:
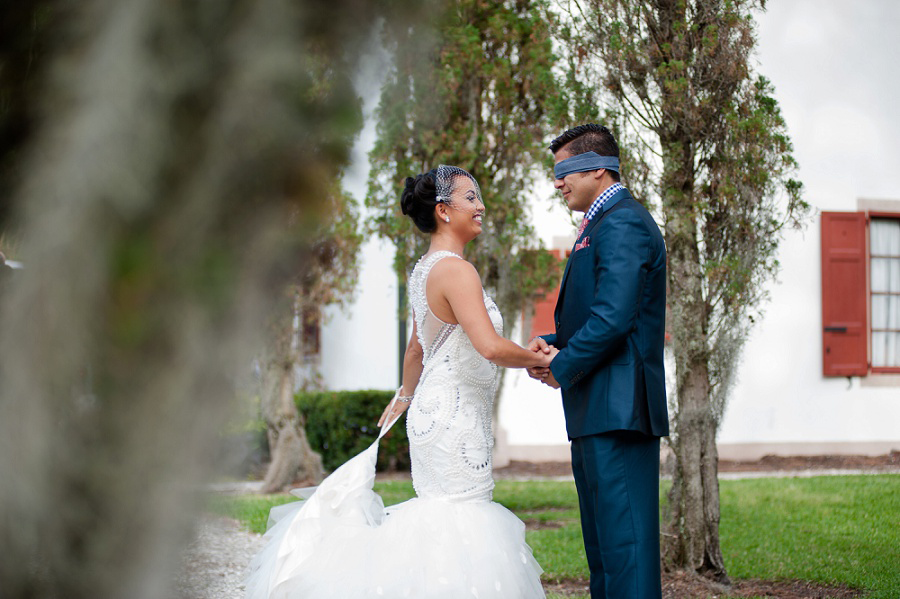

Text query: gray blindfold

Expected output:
[554,151,620,179]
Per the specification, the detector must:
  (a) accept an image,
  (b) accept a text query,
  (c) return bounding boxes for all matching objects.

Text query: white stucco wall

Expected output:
[717,219,900,456]
[319,40,399,392]
[319,236,399,391]
[714,1,900,457]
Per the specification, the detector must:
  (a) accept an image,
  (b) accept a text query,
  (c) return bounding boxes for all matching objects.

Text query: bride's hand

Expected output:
[537,345,559,368]
[378,395,412,427]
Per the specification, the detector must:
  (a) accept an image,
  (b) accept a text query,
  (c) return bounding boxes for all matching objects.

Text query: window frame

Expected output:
[867,211,900,374]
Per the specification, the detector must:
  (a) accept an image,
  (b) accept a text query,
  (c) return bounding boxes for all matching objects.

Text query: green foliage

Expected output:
[257,43,365,490]
[366,0,582,334]
[295,389,410,472]
[293,182,364,317]
[285,48,365,326]
[215,474,900,597]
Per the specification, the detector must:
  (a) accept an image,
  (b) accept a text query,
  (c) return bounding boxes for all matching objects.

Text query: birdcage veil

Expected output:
[434,165,482,206]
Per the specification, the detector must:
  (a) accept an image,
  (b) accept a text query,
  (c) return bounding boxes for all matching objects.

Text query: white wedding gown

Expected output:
[244,251,545,598]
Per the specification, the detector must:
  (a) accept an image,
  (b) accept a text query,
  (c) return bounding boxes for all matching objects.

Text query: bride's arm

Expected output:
[434,259,556,369]
[400,321,424,397]
[378,321,424,426]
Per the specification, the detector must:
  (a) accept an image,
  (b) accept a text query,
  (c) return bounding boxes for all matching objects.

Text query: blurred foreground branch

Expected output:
[0,0,424,597]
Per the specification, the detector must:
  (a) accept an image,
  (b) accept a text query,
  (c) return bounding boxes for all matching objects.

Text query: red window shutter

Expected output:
[821,211,868,376]
[528,250,562,339]
[530,287,559,339]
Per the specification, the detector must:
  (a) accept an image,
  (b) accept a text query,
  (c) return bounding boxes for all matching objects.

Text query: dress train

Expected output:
[243,398,544,599]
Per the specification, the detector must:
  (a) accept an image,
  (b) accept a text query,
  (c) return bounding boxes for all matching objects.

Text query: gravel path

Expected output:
[176,515,264,599]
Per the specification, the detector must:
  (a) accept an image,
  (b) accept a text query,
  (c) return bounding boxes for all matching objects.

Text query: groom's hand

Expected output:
[542,369,561,389]
[527,366,548,380]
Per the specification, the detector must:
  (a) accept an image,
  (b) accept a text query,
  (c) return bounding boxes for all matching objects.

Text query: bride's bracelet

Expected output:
[396,393,414,403]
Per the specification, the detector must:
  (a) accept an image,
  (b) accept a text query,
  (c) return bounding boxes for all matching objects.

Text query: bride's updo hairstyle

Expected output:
[401,165,481,234]
[401,169,440,233]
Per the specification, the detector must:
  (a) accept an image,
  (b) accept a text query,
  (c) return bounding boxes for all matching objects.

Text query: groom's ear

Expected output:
[592,168,606,180]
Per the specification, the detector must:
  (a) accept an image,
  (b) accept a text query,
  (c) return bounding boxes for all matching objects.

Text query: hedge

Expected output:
[295,389,411,472]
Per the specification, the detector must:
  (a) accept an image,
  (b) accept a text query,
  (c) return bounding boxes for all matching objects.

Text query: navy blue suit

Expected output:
[542,187,668,598]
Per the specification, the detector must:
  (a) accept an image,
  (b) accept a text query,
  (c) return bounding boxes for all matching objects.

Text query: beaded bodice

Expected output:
[406,252,502,503]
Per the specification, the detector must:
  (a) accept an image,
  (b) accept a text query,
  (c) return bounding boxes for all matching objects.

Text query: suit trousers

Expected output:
[570,431,662,599]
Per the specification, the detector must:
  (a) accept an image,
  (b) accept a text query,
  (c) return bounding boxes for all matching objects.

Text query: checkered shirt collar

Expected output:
[584,182,624,224]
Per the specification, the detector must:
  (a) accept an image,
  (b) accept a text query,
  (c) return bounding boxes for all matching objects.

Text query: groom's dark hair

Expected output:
[550,124,621,182]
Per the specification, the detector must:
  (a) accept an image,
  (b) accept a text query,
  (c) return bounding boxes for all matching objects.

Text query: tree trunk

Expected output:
[664,356,729,582]
[661,137,729,582]
[261,302,324,493]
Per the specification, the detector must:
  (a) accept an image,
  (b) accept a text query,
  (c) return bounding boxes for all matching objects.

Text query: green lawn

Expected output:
[211,474,900,599]
[718,475,900,599]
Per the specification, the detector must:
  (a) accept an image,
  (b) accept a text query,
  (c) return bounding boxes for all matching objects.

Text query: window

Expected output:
[821,211,900,376]
[870,218,900,369]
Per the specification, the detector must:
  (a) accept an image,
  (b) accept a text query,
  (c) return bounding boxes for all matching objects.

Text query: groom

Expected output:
[528,124,668,598]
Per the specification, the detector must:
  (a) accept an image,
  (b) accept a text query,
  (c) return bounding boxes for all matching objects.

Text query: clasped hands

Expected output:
[526,337,561,389]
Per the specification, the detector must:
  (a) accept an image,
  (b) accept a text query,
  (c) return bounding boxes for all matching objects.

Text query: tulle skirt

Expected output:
[243,438,545,599]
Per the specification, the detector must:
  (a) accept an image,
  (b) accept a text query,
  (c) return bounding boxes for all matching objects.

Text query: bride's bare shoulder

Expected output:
[429,255,479,278]
[427,256,483,296]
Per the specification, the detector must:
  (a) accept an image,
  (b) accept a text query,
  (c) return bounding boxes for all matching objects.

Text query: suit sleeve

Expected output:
[549,208,651,390]
[539,333,558,346]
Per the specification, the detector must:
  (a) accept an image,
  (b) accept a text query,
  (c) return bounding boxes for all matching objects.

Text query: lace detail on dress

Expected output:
[406,252,503,503]
[408,251,462,361]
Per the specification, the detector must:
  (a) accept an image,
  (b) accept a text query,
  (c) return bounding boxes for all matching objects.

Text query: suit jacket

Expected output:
[542,188,669,440]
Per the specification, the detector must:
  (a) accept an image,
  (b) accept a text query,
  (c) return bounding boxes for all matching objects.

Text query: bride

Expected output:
[244,165,556,599]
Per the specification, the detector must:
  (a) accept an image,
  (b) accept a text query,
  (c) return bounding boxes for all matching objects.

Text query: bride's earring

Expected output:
[444,217,450,223]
